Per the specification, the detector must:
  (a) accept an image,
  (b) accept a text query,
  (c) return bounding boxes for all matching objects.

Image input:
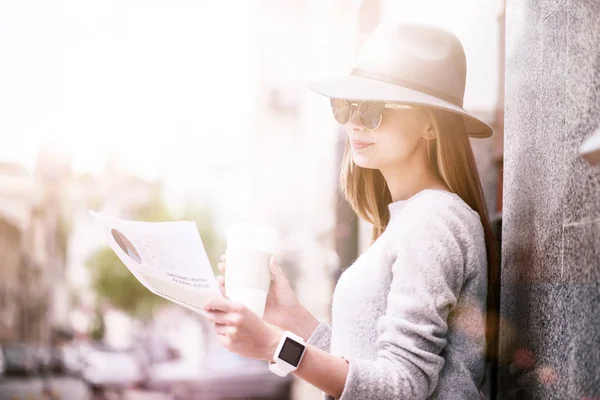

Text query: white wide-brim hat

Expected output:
[308,22,494,138]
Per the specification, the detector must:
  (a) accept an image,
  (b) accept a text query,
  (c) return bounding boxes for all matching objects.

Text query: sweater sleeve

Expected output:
[337,205,469,400]
[306,319,332,353]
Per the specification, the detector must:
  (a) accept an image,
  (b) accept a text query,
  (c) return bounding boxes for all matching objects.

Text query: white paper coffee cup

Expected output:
[225,223,277,318]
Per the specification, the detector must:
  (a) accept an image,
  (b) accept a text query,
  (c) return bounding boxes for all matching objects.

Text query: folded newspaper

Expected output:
[90,211,223,317]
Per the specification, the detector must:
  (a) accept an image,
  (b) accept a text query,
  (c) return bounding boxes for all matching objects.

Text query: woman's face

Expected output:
[344,105,431,171]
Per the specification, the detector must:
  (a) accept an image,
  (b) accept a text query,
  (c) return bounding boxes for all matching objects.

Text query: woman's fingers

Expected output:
[216,258,227,297]
[209,312,235,326]
[204,296,240,313]
[217,275,226,296]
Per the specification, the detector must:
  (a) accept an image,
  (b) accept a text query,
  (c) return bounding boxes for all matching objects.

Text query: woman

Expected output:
[203,21,499,400]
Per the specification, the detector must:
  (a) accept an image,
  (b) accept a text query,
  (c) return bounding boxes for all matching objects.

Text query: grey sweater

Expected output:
[307,189,488,400]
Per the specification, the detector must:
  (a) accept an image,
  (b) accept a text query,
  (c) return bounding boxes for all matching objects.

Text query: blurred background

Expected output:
[0,0,505,399]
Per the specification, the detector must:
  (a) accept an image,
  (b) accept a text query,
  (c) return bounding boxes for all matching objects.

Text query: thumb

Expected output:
[268,256,285,282]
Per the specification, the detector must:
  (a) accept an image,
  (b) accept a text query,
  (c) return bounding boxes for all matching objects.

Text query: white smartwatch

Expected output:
[268,330,306,377]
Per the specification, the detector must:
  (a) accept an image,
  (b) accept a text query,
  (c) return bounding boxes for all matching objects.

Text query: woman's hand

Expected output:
[216,255,305,332]
[203,295,284,361]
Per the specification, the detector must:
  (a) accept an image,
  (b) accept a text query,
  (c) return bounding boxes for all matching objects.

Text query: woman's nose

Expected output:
[346,107,364,130]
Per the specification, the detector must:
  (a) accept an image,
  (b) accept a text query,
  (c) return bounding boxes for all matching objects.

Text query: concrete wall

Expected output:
[500,0,600,398]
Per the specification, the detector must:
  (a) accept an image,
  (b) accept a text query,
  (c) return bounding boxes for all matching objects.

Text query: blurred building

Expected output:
[32,146,73,339]
[0,161,43,343]
[0,202,24,342]
[0,147,72,344]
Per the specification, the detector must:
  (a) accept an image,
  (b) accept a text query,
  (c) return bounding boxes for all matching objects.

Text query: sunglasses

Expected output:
[330,99,416,130]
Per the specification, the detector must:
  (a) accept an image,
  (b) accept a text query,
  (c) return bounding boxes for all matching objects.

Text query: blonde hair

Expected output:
[339,107,500,363]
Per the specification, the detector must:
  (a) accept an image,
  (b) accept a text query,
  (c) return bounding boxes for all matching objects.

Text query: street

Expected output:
[0,377,170,400]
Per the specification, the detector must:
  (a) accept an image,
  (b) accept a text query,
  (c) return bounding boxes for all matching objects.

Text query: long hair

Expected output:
[338,107,500,364]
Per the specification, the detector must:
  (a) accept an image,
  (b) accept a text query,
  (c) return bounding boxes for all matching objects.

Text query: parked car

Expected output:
[33,345,53,374]
[79,343,144,392]
[148,343,292,400]
[195,349,293,400]
[1,343,38,376]
[45,345,67,374]
[0,345,5,379]
[60,342,86,377]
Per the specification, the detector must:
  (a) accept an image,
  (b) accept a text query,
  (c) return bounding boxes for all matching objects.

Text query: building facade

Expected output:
[0,213,23,342]
[0,151,72,345]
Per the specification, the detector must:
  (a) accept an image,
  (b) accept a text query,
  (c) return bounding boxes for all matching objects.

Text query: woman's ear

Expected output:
[420,109,436,140]
[423,126,436,140]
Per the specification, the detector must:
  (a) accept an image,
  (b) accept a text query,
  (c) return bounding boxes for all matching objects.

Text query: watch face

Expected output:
[279,337,305,366]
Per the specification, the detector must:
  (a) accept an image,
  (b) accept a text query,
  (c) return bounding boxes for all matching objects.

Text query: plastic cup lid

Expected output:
[226,222,278,254]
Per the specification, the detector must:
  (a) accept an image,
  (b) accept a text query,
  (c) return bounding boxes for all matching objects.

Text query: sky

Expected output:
[0,0,502,194]
[0,0,259,182]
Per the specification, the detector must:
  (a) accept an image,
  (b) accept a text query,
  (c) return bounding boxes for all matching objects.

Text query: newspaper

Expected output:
[90,211,223,317]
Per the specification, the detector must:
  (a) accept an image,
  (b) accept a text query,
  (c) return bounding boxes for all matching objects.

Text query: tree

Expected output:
[89,306,106,341]
[86,245,167,320]
[85,180,223,320]
[181,203,225,277]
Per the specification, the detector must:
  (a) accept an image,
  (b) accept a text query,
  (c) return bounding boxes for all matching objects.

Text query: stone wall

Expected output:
[500,0,600,398]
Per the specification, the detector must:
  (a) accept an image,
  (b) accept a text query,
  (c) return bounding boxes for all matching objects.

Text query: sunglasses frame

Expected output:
[330,99,417,130]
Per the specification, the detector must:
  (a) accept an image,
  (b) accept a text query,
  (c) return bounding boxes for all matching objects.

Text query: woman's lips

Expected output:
[351,140,374,150]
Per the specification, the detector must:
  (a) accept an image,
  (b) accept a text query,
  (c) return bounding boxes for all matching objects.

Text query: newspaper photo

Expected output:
[89,211,223,317]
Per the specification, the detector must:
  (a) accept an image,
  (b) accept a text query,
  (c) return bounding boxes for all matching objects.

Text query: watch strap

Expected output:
[269,360,291,377]
[268,330,306,377]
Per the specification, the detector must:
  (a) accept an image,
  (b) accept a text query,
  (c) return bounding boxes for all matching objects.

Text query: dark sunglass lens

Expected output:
[331,99,351,125]
[358,102,384,129]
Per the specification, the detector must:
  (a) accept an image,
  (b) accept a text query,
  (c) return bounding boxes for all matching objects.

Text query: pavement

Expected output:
[0,376,89,400]
[0,377,171,400]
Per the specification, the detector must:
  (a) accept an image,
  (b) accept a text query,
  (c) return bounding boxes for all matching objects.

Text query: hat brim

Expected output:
[307,75,493,138]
